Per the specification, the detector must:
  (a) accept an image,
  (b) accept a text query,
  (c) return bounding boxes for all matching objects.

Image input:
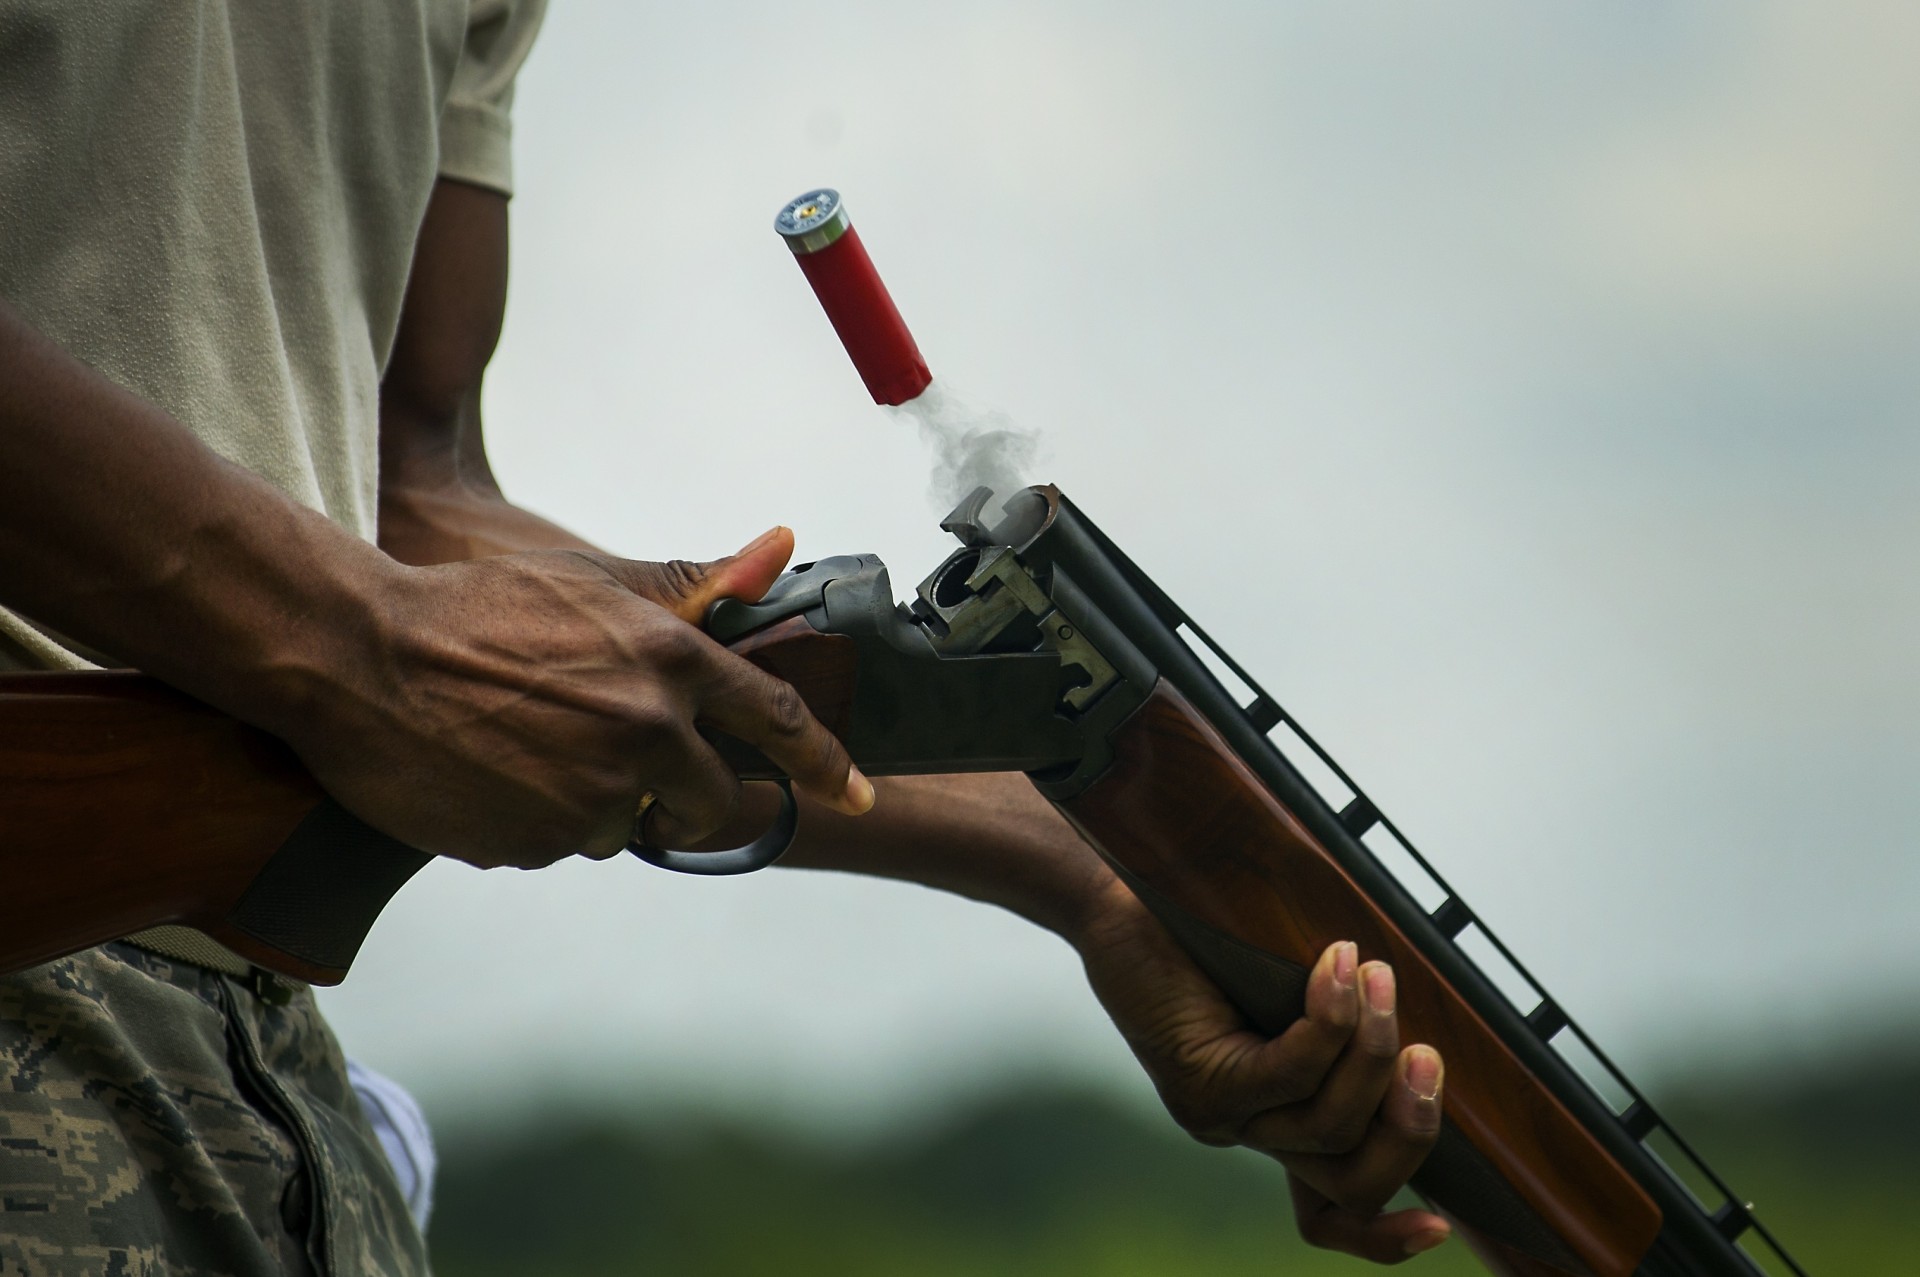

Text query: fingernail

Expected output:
[1364,964,1395,1016]
[1404,1228,1450,1256]
[1406,1046,1443,1101]
[1333,942,1357,989]
[735,526,785,557]
[845,766,875,814]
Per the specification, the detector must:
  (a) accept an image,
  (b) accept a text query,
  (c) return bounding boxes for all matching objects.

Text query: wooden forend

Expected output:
[725,615,859,738]
[1056,682,1660,1277]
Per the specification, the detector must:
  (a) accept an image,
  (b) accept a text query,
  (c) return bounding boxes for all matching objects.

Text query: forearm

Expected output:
[0,299,393,731]
[373,176,597,568]
[769,772,1125,943]
[378,424,598,565]
[375,315,597,567]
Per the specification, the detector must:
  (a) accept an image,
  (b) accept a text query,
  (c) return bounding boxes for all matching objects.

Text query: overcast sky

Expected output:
[318,1,1920,1126]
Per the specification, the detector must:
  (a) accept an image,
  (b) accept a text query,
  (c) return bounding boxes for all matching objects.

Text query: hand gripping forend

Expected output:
[701,484,1791,1276]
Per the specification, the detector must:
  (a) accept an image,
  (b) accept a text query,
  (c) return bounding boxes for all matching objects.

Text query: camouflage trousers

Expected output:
[0,944,428,1277]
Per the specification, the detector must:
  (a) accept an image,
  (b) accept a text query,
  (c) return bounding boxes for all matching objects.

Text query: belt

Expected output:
[121,926,302,1003]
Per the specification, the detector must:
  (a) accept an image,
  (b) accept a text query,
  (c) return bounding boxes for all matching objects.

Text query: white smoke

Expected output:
[885,380,1045,518]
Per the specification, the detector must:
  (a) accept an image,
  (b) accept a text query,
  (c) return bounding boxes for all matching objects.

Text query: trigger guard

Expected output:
[626,780,798,876]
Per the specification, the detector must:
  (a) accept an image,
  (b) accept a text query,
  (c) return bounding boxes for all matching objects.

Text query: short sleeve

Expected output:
[437,0,548,197]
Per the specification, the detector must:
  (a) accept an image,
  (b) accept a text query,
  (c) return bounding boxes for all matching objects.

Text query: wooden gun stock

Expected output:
[0,672,428,984]
[0,611,872,986]
[0,616,866,986]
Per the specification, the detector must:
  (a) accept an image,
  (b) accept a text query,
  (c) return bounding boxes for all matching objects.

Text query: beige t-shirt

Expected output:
[0,0,547,670]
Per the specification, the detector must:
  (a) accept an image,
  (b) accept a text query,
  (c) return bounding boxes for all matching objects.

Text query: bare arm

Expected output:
[0,295,398,721]
[757,775,1450,1263]
[0,184,866,869]
[376,178,596,565]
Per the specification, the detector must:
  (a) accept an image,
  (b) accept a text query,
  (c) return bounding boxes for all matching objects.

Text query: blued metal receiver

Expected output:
[701,488,1140,790]
[648,491,1124,878]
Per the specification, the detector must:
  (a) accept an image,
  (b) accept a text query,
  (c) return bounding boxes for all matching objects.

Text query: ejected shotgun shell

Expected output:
[775,188,933,406]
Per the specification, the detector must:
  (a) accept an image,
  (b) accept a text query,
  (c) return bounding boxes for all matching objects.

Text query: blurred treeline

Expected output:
[428,1041,1908,1276]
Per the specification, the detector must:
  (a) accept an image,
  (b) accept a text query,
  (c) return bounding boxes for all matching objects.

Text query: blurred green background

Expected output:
[425,1037,1906,1276]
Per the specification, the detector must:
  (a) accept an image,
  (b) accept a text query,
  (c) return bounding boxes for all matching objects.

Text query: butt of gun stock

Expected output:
[0,614,868,983]
[1053,679,1663,1277]
[0,672,427,984]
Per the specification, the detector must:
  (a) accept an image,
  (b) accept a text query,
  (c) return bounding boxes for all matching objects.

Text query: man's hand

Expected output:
[1076,879,1451,1262]
[766,772,1448,1263]
[276,527,872,870]
[347,180,880,868]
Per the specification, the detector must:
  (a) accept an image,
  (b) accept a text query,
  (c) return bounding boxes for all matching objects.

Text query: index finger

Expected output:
[694,646,873,816]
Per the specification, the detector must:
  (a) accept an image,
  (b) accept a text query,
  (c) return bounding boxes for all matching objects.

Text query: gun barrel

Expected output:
[775,188,932,406]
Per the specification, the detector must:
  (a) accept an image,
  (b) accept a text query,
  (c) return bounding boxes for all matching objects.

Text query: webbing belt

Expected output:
[119,926,305,1003]
[123,926,257,978]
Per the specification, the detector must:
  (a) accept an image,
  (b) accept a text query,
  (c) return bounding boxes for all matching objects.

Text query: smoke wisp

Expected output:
[886,380,1045,517]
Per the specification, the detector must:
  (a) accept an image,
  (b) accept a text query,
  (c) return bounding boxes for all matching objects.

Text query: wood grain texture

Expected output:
[726,615,858,735]
[0,671,329,977]
[0,624,859,979]
[1057,682,1660,1277]
[703,616,860,781]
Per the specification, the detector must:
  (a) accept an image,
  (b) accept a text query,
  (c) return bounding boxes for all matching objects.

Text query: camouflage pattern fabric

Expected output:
[0,944,428,1277]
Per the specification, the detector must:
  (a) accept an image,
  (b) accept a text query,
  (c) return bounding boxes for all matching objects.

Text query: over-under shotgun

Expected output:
[0,485,1803,1277]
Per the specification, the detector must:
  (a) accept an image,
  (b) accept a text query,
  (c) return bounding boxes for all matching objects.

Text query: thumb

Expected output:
[601,526,795,625]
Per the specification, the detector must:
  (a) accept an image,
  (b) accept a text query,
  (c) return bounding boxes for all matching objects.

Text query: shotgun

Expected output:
[0,483,1803,1277]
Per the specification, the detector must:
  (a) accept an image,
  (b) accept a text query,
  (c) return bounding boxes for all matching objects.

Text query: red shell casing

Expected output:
[793,226,932,406]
